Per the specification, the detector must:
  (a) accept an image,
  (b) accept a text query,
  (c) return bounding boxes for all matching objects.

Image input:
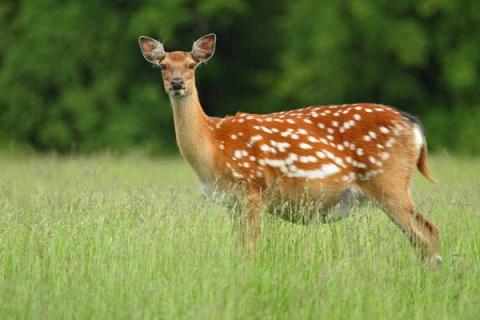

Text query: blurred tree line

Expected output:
[1,0,479,154]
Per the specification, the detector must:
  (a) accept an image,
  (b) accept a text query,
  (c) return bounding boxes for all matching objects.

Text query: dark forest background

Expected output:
[1,0,480,155]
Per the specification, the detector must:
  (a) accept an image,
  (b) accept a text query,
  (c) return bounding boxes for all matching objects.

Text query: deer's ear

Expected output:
[138,36,165,65]
[192,33,216,63]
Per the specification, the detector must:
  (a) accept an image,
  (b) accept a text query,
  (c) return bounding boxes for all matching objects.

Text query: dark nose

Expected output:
[171,78,184,90]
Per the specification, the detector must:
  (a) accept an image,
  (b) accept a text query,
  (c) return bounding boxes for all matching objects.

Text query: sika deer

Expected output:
[138,34,441,263]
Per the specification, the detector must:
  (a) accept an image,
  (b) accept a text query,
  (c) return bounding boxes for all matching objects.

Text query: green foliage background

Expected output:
[0,0,479,154]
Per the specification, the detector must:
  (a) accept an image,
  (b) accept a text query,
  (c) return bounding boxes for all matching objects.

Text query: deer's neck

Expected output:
[170,87,217,182]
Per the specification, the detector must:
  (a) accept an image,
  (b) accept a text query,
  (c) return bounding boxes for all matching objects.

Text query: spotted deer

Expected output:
[138,33,441,263]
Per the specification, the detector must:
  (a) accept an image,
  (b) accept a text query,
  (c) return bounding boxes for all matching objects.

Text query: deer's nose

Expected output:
[171,78,184,90]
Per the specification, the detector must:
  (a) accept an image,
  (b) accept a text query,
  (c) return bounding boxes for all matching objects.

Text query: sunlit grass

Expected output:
[0,154,479,319]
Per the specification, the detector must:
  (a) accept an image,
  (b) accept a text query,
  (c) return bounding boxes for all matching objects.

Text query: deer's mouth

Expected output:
[170,88,186,97]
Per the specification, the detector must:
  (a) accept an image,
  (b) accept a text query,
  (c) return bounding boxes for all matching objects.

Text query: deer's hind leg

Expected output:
[321,188,362,223]
[358,174,441,264]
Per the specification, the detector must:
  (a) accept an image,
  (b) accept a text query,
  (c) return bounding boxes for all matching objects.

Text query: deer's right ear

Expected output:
[138,36,165,65]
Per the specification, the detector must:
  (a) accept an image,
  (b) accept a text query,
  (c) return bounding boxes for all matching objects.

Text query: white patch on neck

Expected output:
[169,92,189,107]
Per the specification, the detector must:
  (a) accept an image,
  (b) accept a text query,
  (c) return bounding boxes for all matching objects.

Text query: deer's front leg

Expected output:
[245,192,263,253]
[233,192,263,254]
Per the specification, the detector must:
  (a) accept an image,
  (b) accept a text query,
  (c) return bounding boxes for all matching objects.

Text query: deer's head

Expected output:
[138,34,216,98]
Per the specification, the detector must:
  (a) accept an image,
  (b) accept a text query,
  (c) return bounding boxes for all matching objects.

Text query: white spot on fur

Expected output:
[380,126,390,134]
[263,158,286,168]
[324,150,335,159]
[260,144,272,152]
[316,151,326,159]
[232,171,243,179]
[285,153,299,165]
[352,161,367,169]
[385,137,395,148]
[299,156,318,163]
[286,164,341,179]
[271,141,291,152]
[334,157,345,167]
[299,142,313,149]
[234,150,248,159]
[261,126,272,134]
[249,135,263,144]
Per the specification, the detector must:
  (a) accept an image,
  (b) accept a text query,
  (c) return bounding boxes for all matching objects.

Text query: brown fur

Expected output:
[139,34,441,263]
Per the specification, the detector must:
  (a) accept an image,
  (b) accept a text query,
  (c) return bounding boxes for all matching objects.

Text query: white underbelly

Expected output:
[200,181,217,200]
[200,181,237,205]
[199,181,361,223]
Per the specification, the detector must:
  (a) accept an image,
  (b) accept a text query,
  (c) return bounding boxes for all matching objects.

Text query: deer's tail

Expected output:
[417,142,437,184]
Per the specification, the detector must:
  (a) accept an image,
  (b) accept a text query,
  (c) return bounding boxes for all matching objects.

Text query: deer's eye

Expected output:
[187,63,196,69]
[158,63,168,70]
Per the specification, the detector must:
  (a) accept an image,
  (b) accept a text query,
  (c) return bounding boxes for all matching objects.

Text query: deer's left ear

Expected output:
[192,33,216,63]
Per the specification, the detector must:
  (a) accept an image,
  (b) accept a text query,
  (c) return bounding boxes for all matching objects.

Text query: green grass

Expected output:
[0,154,479,319]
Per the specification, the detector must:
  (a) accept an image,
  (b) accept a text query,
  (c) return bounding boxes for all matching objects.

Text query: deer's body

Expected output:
[139,34,441,263]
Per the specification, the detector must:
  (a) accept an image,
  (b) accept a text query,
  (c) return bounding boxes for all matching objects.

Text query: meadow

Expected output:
[0,154,479,319]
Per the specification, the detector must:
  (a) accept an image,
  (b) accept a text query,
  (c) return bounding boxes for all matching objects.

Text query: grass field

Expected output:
[0,154,479,319]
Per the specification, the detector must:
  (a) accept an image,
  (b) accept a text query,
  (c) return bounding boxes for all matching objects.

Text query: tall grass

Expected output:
[0,154,479,319]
